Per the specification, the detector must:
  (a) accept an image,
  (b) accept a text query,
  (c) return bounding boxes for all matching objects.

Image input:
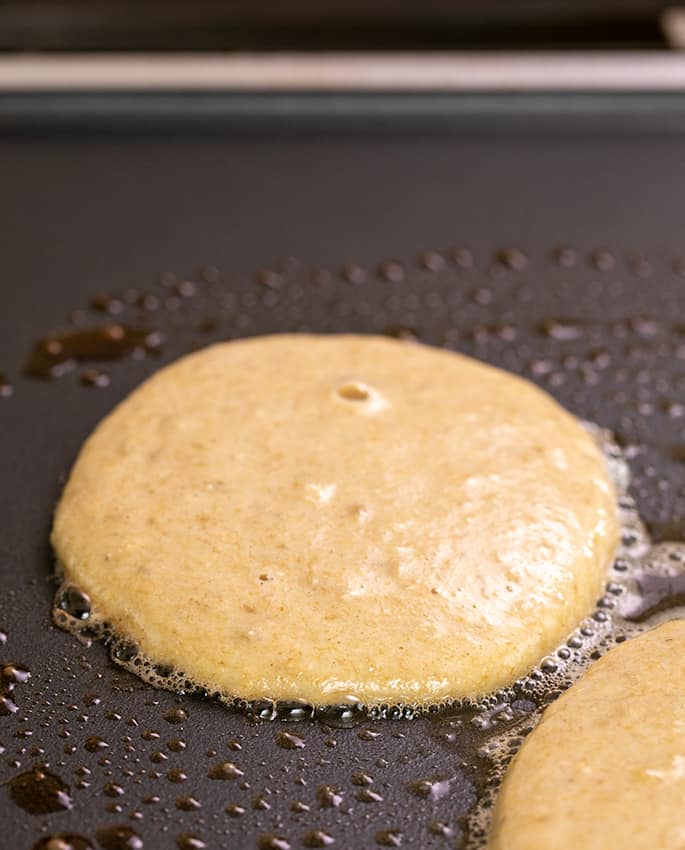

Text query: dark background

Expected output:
[0,0,674,50]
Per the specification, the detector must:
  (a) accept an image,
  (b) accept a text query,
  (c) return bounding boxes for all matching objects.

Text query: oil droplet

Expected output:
[418,251,445,272]
[351,772,373,786]
[208,761,244,780]
[316,786,343,808]
[0,695,18,715]
[33,835,94,850]
[1,663,30,685]
[225,803,245,817]
[56,587,91,621]
[0,373,14,398]
[166,769,187,783]
[173,280,197,298]
[276,731,305,750]
[176,835,205,850]
[355,788,383,803]
[375,830,403,847]
[538,319,583,341]
[90,295,124,315]
[84,736,109,753]
[496,247,527,271]
[303,830,335,848]
[254,269,283,290]
[9,768,73,814]
[377,261,404,283]
[428,821,455,838]
[591,248,616,272]
[553,245,577,268]
[168,738,186,752]
[451,248,473,269]
[95,825,143,850]
[257,835,290,850]
[163,707,188,725]
[339,262,365,285]
[80,369,111,388]
[174,794,201,812]
[383,326,418,342]
[408,777,451,801]
[104,783,124,798]
[357,729,381,742]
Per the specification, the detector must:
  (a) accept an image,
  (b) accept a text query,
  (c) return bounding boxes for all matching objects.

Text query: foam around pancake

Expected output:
[489,620,685,850]
[52,334,618,705]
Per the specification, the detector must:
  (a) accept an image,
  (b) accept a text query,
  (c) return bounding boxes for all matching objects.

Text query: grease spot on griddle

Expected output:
[25,325,164,379]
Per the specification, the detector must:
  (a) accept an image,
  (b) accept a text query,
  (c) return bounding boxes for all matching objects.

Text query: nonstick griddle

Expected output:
[2,93,685,850]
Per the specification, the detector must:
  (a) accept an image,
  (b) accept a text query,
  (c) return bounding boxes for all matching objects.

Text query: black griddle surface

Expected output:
[2,109,685,849]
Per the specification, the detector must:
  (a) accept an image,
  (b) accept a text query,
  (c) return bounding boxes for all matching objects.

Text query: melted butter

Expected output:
[51,334,618,705]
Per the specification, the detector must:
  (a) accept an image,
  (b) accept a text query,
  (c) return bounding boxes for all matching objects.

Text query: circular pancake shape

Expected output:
[52,334,617,705]
[490,620,685,850]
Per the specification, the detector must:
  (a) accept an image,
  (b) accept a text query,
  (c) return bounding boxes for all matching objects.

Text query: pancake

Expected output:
[490,620,685,850]
[52,334,618,705]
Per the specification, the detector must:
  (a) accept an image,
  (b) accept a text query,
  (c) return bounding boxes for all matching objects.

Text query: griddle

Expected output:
[2,92,685,850]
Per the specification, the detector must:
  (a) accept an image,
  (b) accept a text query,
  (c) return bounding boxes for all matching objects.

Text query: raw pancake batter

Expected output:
[490,620,685,850]
[52,334,617,704]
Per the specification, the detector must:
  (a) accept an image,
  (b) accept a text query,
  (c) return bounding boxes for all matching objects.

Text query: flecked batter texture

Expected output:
[52,334,617,704]
[490,620,685,850]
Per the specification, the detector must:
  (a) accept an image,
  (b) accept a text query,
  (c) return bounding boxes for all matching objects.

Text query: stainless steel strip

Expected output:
[1,52,685,91]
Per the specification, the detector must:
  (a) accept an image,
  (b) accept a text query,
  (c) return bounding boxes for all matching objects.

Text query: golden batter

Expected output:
[490,620,685,850]
[52,334,617,705]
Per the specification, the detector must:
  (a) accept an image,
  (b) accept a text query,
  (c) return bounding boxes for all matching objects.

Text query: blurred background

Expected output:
[0,0,683,52]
